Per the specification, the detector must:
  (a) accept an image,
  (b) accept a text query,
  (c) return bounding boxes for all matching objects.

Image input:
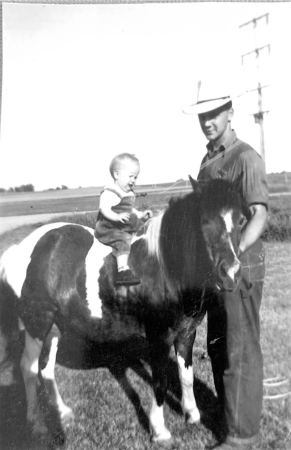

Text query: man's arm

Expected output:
[238,203,268,255]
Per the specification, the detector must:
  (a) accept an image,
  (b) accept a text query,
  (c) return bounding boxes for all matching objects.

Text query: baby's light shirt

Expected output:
[99,183,134,212]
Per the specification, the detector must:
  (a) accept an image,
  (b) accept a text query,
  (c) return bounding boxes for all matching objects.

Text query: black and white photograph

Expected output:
[0,1,290,449]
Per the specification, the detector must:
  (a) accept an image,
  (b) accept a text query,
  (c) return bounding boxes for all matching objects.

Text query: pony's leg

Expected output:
[20,329,46,434]
[149,394,172,443]
[148,334,172,443]
[40,333,73,426]
[150,356,172,442]
[175,331,201,424]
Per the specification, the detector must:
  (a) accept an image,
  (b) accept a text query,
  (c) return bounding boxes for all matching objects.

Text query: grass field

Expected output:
[0,183,290,218]
[1,182,291,241]
[0,216,290,449]
[0,185,191,217]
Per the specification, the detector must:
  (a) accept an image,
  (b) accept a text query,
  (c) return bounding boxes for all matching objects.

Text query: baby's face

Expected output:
[114,160,140,193]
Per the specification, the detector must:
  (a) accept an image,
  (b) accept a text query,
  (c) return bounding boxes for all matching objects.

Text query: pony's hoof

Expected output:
[151,436,174,448]
[185,408,201,424]
[61,406,74,428]
[151,428,172,446]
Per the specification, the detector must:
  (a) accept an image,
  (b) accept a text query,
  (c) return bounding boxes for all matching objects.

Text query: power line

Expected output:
[239,12,270,162]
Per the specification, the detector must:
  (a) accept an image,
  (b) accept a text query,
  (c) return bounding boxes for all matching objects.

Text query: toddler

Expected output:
[95,153,152,286]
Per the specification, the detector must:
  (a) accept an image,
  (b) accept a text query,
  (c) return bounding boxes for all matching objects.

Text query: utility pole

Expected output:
[239,13,270,162]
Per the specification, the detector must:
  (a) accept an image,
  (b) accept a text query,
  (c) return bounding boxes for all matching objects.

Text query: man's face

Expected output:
[198,107,233,143]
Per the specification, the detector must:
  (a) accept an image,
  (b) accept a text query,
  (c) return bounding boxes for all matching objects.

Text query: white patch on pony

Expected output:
[221,209,234,233]
[143,212,164,259]
[149,395,171,442]
[221,211,240,281]
[84,237,111,319]
[176,353,200,424]
[41,336,58,380]
[41,335,73,420]
[18,318,25,331]
[226,237,241,281]
[0,223,70,298]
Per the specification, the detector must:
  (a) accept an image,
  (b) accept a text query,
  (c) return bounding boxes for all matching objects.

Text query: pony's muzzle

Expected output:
[217,259,241,292]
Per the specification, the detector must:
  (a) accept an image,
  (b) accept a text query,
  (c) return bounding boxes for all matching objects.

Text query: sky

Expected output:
[1,1,291,191]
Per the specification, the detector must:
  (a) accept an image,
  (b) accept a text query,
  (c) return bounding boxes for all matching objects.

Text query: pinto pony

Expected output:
[0,178,245,444]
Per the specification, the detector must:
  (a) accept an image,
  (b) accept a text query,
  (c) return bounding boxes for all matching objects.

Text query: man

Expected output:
[192,86,268,449]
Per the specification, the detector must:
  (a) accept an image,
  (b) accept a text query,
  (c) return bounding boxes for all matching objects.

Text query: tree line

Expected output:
[0,184,69,193]
[0,184,35,193]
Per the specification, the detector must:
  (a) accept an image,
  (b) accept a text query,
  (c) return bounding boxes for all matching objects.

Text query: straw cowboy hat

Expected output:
[183,79,233,115]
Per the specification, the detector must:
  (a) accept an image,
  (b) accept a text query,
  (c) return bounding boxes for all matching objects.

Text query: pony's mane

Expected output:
[143,212,164,260]
[159,191,204,290]
[155,178,245,291]
[199,178,247,216]
[141,178,245,292]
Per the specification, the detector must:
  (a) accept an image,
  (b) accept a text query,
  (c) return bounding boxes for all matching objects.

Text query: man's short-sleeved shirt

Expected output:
[197,130,268,208]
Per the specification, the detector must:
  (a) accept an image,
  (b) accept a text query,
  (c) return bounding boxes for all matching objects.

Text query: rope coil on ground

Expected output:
[263,377,290,404]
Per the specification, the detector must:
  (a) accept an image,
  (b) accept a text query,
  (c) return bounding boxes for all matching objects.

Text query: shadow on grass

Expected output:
[57,331,226,442]
[0,350,68,450]
[0,363,28,450]
[0,328,226,449]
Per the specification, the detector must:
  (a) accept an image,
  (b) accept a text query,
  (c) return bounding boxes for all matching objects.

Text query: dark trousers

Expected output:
[207,244,265,439]
[95,213,141,256]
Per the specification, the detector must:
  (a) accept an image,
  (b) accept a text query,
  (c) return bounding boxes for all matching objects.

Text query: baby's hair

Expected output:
[109,153,140,177]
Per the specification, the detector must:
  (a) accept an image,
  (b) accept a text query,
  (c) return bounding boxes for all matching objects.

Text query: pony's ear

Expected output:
[188,175,199,192]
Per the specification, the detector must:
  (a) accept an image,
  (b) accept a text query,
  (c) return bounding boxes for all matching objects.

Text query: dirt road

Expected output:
[0,212,76,234]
